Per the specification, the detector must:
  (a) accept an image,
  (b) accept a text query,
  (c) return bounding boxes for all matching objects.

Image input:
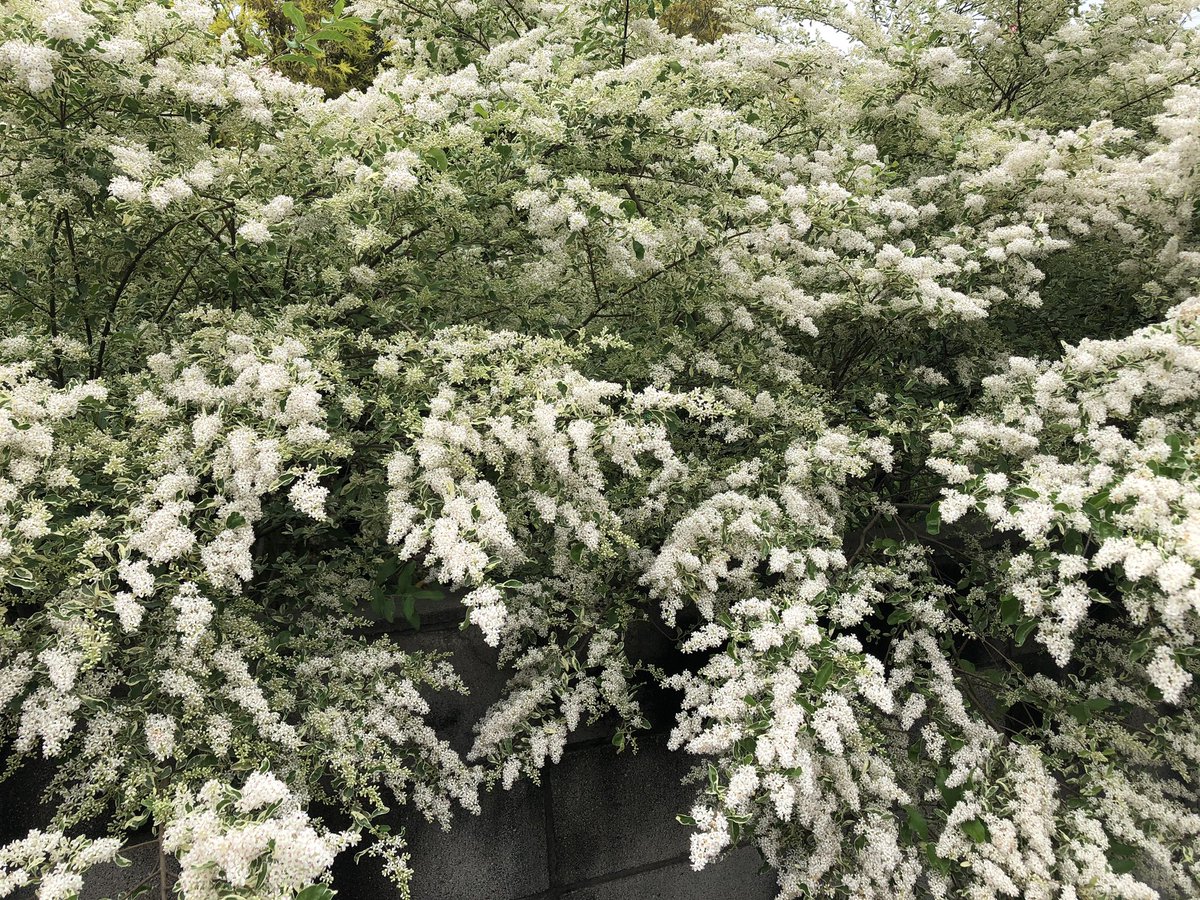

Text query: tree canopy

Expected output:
[1,1,1199,898]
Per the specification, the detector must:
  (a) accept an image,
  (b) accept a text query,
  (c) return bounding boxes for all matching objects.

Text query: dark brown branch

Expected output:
[94,217,190,375]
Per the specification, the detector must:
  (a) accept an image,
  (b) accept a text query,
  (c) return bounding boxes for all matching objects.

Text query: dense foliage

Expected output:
[1,0,1199,897]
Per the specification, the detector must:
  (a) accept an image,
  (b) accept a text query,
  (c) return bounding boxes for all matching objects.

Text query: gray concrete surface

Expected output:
[3,616,778,900]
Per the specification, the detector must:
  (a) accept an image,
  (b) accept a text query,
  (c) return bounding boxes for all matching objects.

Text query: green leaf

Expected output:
[1061,530,1084,555]
[925,843,951,873]
[812,659,835,692]
[1129,635,1151,662]
[1107,839,1138,875]
[5,567,36,591]
[371,584,396,623]
[1000,595,1020,627]
[375,556,401,586]
[401,591,420,629]
[295,886,335,900]
[936,767,964,809]
[1014,620,1037,647]
[282,2,308,32]
[961,819,989,843]
[278,52,319,66]
[395,561,417,592]
[925,504,941,535]
[311,27,350,43]
[904,804,929,841]
[632,240,646,260]
[1068,697,1112,724]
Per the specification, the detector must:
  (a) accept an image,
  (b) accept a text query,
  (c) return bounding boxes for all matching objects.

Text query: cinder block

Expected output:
[560,846,776,900]
[392,625,505,756]
[333,779,550,900]
[82,840,172,900]
[0,754,57,843]
[548,735,699,885]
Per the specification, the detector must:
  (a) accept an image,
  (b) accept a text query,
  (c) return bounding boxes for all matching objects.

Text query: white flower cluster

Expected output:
[165,772,356,900]
[1,0,1200,896]
[124,331,335,592]
[384,330,686,642]
[0,41,59,92]
[932,299,1200,691]
[646,431,892,625]
[0,830,121,900]
[288,469,330,521]
[293,643,482,826]
[667,550,1194,898]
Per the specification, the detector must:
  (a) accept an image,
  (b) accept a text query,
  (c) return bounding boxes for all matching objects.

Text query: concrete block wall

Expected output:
[2,609,779,900]
[333,734,777,900]
[336,608,778,899]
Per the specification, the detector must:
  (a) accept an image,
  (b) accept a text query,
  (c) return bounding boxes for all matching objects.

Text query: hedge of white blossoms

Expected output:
[1,0,1200,897]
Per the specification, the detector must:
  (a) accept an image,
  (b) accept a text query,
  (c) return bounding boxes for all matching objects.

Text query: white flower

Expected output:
[382,150,420,193]
[725,765,760,814]
[260,195,295,223]
[0,40,59,91]
[147,177,192,210]
[374,356,401,377]
[464,585,507,646]
[107,175,144,202]
[164,773,350,898]
[145,714,176,761]
[1147,646,1192,704]
[688,805,730,870]
[112,592,144,633]
[109,142,157,179]
[236,771,290,812]
[939,490,974,524]
[192,412,222,448]
[117,558,156,598]
[171,583,213,653]
[289,470,329,521]
[38,648,81,693]
[237,220,272,245]
[1157,557,1194,594]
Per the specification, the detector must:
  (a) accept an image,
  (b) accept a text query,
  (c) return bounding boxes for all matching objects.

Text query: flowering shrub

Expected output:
[163,771,357,900]
[1,0,1199,898]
